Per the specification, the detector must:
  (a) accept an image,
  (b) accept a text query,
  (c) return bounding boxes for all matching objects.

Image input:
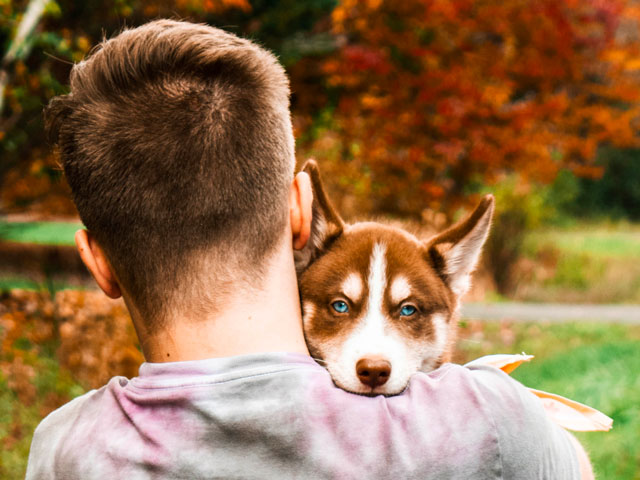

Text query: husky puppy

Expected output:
[295,161,494,395]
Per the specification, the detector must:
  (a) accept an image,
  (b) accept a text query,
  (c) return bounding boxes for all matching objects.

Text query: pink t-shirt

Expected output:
[26,352,579,479]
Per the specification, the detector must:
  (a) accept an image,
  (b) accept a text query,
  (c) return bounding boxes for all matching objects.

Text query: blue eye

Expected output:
[331,301,349,313]
[400,305,417,316]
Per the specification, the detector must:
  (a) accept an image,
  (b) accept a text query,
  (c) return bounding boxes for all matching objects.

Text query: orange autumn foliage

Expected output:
[5,0,640,220]
[55,291,143,388]
[302,0,640,217]
[1,290,141,395]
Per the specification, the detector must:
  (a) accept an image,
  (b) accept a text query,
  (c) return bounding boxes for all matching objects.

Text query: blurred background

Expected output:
[1,0,639,478]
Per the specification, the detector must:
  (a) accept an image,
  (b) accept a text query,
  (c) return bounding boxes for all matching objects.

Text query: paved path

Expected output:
[461,302,640,324]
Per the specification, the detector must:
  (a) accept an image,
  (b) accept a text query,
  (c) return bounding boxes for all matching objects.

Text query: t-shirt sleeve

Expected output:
[25,391,93,480]
[25,415,57,480]
[468,365,581,480]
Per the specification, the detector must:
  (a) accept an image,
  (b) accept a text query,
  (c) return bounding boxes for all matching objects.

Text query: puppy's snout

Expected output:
[356,356,392,388]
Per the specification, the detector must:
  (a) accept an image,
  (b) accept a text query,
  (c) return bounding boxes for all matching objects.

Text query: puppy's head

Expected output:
[296,161,494,396]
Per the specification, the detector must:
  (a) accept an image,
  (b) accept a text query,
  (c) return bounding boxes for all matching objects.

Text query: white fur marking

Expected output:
[431,313,448,353]
[323,243,420,394]
[390,276,411,305]
[419,313,449,372]
[317,243,453,394]
[302,301,316,326]
[367,243,387,315]
[341,273,363,302]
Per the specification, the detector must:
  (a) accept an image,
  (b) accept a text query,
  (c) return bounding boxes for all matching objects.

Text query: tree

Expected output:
[4,0,640,219]
[299,0,640,218]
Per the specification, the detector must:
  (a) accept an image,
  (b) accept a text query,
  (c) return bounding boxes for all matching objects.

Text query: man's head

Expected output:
[45,20,297,323]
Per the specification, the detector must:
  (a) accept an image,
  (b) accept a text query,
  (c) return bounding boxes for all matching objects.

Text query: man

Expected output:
[27,19,592,479]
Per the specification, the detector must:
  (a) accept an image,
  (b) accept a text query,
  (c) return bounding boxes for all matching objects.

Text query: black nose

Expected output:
[356,357,392,388]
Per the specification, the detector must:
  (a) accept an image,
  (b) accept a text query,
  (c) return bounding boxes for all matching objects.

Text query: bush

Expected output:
[574,148,640,220]
[483,178,553,294]
[547,148,640,221]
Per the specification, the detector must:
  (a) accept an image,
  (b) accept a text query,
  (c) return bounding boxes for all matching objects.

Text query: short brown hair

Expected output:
[45,20,294,320]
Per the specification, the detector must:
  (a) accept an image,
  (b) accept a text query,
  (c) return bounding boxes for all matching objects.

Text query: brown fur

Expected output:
[296,160,493,392]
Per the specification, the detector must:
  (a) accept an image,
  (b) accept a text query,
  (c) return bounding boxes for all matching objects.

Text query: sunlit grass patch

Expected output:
[525,225,640,259]
[0,221,81,246]
[0,278,41,291]
[0,278,86,292]
[516,223,640,303]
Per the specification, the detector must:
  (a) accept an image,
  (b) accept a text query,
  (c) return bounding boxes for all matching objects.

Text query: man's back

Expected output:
[27,353,578,479]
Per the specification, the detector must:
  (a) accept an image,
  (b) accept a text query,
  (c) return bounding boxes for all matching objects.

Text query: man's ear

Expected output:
[293,160,345,274]
[290,170,313,251]
[425,195,494,297]
[75,229,122,299]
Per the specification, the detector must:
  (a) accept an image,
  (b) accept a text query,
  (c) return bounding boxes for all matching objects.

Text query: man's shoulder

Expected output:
[459,362,563,433]
[410,361,532,407]
[24,358,580,479]
[25,378,120,479]
[455,363,581,479]
[33,380,111,437]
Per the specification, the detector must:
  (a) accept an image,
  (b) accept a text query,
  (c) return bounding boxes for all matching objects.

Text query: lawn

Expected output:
[0,220,80,246]
[515,223,640,303]
[0,277,83,292]
[526,225,640,259]
[1,288,637,478]
[0,221,86,292]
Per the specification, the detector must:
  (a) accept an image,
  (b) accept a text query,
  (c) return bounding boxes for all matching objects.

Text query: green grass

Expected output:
[0,277,86,293]
[525,226,640,259]
[517,223,640,303]
[456,321,640,480]
[0,277,42,290]
[0,221,85,293]
[0,221,81,246]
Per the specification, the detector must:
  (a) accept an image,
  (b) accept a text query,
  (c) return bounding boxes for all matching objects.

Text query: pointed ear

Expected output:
[425,195,494,297]
[294,160,345,274]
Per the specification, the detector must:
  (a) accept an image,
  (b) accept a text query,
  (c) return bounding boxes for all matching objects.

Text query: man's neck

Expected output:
[135,242,310,363]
